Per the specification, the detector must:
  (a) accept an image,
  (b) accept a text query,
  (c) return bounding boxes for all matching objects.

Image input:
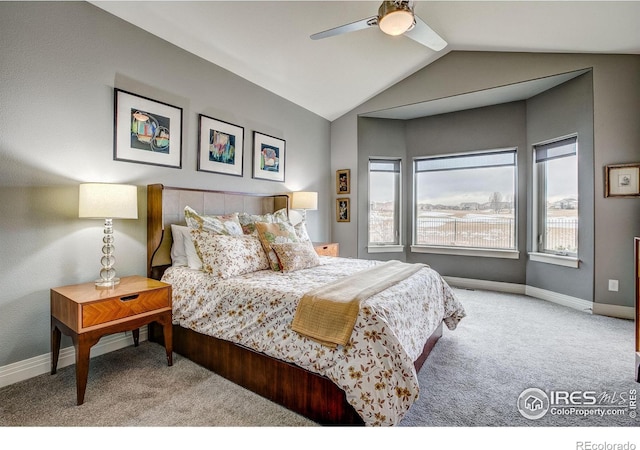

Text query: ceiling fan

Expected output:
[310,0,447,51]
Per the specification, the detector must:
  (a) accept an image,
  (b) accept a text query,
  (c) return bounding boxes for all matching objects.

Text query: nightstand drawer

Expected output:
[82,288,170,328]
[313,242,339,257]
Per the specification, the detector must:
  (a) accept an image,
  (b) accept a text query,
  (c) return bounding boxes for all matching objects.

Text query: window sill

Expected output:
[528,252,579,268]
[367,245,404,254]
[411,245,519,259]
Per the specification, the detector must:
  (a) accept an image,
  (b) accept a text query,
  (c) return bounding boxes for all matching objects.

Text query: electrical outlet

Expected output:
[608,279,619,292]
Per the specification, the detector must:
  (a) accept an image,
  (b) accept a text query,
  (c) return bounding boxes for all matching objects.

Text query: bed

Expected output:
[146,183,465,426]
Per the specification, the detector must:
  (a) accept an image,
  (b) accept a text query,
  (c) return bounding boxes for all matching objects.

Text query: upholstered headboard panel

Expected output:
[147,184,289,279]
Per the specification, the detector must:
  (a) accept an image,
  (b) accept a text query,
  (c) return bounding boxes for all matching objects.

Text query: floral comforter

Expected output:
[161,257,466,426]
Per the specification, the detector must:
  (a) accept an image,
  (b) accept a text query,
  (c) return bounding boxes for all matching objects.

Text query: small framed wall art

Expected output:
[605,163,640,197]
[336,198,350,222]
[336,169,351,195]
[197,114,244,177]
[113,88,182,168]
[253,131,286,182]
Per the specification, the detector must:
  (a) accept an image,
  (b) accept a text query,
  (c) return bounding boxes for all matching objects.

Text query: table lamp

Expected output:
[78,183,138,287]
[291,191,318,221]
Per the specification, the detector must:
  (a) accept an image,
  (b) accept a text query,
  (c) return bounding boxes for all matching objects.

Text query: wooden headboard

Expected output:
[147,184,289,280]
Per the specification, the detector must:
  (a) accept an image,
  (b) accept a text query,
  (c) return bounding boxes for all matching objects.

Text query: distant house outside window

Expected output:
[413,149,517,253]
[368,158,401,248]
[533,136,578,257]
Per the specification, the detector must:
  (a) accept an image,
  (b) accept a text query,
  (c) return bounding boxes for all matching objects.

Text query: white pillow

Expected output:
[170,224,188,267]
[171,224,203,270]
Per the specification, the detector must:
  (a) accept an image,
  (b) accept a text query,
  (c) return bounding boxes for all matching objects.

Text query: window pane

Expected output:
[414,150,516,250]
[369,159,400,245]
[539,152,578,255]
[534,136,578,256]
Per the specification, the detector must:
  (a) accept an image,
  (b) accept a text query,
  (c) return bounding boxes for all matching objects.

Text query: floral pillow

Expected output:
[294,220,311,243]
[238,208,289,235]
[190,229,269,278]
[270,242,320,272]
[254,221,300,271]
[184,206,243,236]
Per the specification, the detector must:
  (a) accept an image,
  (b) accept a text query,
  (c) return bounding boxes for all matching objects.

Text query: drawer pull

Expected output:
[120,294,139,302]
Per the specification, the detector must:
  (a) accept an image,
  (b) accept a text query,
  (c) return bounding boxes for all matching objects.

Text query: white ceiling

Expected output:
[92,1,640,121]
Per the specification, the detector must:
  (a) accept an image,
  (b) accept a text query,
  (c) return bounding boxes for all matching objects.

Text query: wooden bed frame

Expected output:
[146,183,443,425]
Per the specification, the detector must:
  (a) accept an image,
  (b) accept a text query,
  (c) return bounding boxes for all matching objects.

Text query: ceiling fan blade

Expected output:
[310,16,378,40]
[404,15,447,51]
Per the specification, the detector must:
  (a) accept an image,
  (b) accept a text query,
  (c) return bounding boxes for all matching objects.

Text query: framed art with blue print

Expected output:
[198,114,244,177]
[114,88,182,168]
[253,131,285,182]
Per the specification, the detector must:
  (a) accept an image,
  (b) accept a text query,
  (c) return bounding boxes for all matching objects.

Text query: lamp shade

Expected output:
[78,183,138,219]
[291,191,318,210]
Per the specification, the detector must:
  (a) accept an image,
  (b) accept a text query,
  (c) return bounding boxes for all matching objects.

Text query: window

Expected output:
[368,158,401,248]
[413,149,517,252]
[533,136,578,257]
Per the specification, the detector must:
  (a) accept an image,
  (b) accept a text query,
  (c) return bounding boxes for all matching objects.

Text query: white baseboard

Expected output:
[443,276,526,295]
[592,302,635,320]
[524,285,593,314]
[445,276,593,313]
[446,276,635,319]
[0,328,147,389]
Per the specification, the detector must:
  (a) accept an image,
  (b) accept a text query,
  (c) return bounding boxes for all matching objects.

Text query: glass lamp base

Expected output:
[95,277,120,288]
[95,218,120,289]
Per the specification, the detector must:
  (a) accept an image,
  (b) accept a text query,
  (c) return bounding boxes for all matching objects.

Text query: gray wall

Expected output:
[356,75,595,300]
[357,118,407,261]
[403,101,528,284]
[590,57,640,309]
[0,2,330,367]
[332,52,640,309]
[526,72,595,301]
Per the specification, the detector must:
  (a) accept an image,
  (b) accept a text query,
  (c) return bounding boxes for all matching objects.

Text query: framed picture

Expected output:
[605,163,640,197]
[336,169,351,195]
[253,131,286,182]
[197,114,244,177]
[336,198,350,222]
[113,88,182,168]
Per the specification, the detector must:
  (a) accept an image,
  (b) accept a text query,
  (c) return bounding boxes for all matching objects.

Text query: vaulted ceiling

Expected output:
[92,1,640,121]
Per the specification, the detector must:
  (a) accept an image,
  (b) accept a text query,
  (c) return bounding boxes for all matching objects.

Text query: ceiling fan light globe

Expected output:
[379,10,414,36]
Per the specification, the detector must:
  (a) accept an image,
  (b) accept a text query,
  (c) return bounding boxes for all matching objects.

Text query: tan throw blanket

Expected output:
[291,260,428,348]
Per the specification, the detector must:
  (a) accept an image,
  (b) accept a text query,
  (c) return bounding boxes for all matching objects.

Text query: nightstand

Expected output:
[50,275,173,405]
[313,242,339,257]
